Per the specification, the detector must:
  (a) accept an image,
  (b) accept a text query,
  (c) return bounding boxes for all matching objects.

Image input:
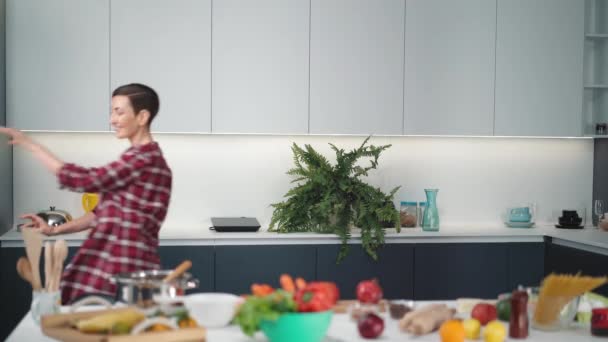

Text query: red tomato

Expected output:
[471,303,498,325]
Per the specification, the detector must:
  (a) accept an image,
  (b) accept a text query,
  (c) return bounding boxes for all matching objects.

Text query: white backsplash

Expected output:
[12,133,593,233]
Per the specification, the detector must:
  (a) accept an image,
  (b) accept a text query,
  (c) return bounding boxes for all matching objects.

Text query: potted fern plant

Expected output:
[269,137,400,262]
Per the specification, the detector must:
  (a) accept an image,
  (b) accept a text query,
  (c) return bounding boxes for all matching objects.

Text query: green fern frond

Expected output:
[269,136,400,262]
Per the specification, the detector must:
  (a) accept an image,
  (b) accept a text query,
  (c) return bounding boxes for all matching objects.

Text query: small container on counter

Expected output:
[592,308,608,337]
[510,290,529,338]
[399,201,418,228]
[389,300,413,319]
[418,202,426,227]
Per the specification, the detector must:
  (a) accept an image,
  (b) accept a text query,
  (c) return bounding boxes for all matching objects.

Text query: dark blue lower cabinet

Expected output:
[414,243,509,300]
[0,246,80,340]
[214,245,316,295]
[316,244,414,300]
[159,246,214,293]
[545,243,608,297]
[0,247,32,341]
[508,242,544,290]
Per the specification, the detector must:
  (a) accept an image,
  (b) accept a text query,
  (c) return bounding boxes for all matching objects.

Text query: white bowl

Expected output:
[182,293,243,328]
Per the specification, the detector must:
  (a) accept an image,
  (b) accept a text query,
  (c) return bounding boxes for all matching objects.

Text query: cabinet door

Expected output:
[0,0,8,236]
[111,0,211,133]
[0,0,4,127]
[546,243,608,297]
[316,244,414,300]
[159,246,214,293]
[508,243,544,290]
[494,0,584,136]
[414,243,509,300]
[310,0,405,135]
[6,0,109,131]
[215,245,315,294]
[404,0,495,135]
[0,247,33,341]
[212,0,309,134]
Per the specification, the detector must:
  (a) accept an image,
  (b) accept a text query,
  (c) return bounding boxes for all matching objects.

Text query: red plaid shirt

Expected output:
[57,142,172,304]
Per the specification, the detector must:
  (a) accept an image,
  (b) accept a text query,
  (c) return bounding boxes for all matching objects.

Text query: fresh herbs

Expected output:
[234,275,340,337]
[269,137,400,262]
[233,290,297,336]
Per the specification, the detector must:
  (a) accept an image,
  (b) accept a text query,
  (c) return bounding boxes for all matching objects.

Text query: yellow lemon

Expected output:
[483,320,506,342]
[463,318,481,340]
[81,193,99,213]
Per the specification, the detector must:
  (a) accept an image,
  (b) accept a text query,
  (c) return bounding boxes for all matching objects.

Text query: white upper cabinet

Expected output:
[111,0,211,133]
[494,0,585,137]
[6,0,109,131]
[212,0,309,134]
[404,0,496,136]
[309,0,405,135]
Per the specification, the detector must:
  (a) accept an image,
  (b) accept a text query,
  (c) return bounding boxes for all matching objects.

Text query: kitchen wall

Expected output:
[12,133,593,233]
[0,0,12,235]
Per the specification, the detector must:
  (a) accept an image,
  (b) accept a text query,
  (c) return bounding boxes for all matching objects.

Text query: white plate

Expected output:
[505,221,534,228]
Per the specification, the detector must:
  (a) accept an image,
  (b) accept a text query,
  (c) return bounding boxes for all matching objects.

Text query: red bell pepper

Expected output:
[294,282,339,312]
[307,281,340,305]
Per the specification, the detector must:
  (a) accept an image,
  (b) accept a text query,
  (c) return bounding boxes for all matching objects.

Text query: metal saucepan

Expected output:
[110,269,199,307]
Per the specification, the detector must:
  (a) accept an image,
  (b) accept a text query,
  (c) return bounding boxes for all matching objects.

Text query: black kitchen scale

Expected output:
[210,217,261,232]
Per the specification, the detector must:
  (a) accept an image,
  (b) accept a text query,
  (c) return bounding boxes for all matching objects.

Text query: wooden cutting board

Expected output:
[332,299,388,314]
[41,307,206,342]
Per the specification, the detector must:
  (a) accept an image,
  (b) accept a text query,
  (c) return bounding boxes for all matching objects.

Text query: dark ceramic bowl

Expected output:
[562,210,579,218]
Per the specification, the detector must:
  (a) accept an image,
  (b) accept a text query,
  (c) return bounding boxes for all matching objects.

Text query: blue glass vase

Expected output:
[422,189,439,231]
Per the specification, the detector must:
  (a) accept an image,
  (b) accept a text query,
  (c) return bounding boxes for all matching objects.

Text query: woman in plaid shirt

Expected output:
[0,84,172,304]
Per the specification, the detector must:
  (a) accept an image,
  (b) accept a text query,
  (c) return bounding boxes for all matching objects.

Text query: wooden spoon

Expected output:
[16,256,34,287]
[163,260,192,283]
[21,228,43,291]
[51,240,68,292]
[44,241,54,291]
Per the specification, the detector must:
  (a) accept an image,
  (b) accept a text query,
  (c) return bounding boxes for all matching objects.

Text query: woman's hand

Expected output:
[0,126,64,174]
[0,127,36,151]
[20,213,55,236]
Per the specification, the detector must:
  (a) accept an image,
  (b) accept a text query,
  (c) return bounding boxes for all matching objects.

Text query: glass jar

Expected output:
[31,290,60,325]
[418,202,426,227]
[399,201,418,228]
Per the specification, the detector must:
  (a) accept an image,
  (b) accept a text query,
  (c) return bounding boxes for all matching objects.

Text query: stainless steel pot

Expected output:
[110,269,199,307]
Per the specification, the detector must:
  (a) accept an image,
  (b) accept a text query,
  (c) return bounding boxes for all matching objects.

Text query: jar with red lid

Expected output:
[592,308,608,337]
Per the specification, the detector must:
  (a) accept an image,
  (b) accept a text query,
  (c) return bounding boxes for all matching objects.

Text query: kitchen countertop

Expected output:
[6,301,603,342]
[1,223,608,254]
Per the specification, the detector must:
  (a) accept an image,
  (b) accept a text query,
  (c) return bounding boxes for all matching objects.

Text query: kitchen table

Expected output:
[5,302,604,341]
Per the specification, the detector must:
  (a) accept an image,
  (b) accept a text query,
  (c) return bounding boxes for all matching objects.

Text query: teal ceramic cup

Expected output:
[260,311,333,342]
[510,207,531,222]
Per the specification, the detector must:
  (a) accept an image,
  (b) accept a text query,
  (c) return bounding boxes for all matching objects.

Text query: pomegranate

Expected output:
[357,312,384,339]
[356,279,383,304]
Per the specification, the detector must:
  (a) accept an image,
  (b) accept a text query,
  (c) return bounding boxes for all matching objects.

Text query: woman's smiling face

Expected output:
[110,95,146,139]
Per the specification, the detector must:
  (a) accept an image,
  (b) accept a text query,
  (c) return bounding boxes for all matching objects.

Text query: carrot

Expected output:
[280,274,296,292]
[295,277,307,290]
[251,283,274,296]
